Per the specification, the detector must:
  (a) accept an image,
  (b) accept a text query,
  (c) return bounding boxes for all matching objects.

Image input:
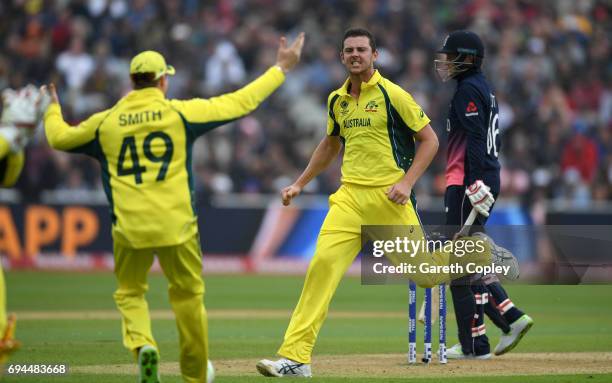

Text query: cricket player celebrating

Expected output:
[0,85,48,187]
[0,85,49,364]
[257,28,519,378]
[43,33,304,383]
[434,30,533,359]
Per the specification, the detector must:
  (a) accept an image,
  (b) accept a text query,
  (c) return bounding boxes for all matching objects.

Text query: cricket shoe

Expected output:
[138,345,161,383]
[446,344,491,360]
[256,357,312,377]
[0,313,21,363]
[206,360,215,383]
[473,233,520,280]
[494,314,534,355]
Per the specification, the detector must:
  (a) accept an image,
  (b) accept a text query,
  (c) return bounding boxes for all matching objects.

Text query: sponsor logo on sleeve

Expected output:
[465,101,478,117]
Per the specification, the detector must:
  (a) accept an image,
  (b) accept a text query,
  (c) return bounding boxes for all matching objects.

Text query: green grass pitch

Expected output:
[3,271,612,382]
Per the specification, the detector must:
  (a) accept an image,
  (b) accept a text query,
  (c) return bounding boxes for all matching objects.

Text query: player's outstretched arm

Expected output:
[41,84,105,151]
[275,32,305,73]
[42,84,59,105]
[172,33,305,137]
[281,135,342,206]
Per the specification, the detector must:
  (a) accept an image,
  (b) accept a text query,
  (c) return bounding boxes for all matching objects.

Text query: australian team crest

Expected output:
[364,100,378,112]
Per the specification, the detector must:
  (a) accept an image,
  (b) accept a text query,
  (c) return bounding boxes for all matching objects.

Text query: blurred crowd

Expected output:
[1,0,610,211]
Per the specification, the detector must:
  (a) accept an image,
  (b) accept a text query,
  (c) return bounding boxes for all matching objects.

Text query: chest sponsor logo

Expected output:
[343,117,371,129]
[465,101,478,117]
[364,100,379,112]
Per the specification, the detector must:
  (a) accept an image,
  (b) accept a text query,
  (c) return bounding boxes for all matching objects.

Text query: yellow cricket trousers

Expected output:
[0,263,6,336]
[277,183,488,363]
[0,135,20,333]
[113,234,208,383]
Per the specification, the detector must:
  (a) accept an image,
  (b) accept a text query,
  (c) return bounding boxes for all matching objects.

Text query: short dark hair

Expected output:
[342,28,376,52]
[130,72,160,89]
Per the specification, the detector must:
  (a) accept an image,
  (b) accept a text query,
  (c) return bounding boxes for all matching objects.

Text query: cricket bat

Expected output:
[418,208,478,324]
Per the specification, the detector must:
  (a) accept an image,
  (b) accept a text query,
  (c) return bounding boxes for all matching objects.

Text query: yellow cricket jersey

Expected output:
[44,66,285,248]
[327,70,431,186]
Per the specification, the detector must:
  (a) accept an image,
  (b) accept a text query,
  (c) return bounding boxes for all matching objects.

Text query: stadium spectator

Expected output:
[0,0,608,208]
[56,38,95,91]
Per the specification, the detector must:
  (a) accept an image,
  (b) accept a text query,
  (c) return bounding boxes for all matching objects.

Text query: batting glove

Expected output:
[466,180,495,217]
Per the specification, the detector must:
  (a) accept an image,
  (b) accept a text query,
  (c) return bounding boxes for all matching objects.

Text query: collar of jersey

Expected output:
[126,87,165,99]
[337,70,382,96]
[455,68,481,82]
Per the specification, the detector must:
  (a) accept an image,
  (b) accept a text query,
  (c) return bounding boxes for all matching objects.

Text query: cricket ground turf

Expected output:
[3,271,611,382]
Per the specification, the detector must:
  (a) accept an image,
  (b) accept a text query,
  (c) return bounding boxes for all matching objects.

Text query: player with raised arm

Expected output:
[0,85,49,364]
[434,30,533,359]
[0,85,48,188]
[257,28,520,378]
[42,33,304,383]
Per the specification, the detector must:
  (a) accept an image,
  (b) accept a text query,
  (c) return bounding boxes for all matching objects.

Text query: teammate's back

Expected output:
[94,89,196,248]
[45,43,304,249]
[43,36,305,383]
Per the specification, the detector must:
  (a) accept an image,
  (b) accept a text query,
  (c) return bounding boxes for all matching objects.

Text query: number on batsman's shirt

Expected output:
[44,67,285,248]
